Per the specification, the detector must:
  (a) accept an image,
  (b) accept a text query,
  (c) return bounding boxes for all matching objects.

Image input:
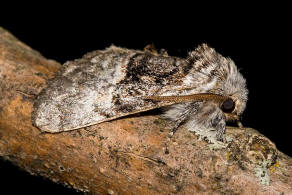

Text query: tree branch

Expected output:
[0,26,291,194]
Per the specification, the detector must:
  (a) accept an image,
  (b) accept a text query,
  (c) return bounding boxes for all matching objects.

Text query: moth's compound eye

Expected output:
[221,98,235,113]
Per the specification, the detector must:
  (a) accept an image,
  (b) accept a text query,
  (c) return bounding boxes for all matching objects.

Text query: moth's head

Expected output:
[188,43,248,119]
[219,58,248,120]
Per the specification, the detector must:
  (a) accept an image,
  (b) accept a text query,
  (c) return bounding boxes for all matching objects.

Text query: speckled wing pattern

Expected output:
[32,44,245,132]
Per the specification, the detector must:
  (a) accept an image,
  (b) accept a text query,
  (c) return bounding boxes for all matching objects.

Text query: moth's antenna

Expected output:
[144,94,244,128]
[143,93,228,104]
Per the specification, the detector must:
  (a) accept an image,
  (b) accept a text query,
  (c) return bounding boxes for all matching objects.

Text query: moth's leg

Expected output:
[164,102,200,138]
[169,109,191,137]
[225,113,243,128]
[144,44,168,57]
[159,49,168,57]
[211,113,226,142]
[163,102,199,154]
[144,44,158,55]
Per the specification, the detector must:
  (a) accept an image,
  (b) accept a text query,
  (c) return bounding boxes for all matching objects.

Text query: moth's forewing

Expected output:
[32,47,200,132]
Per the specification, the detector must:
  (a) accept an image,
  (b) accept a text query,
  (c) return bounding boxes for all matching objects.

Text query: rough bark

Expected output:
[0,26,292,194]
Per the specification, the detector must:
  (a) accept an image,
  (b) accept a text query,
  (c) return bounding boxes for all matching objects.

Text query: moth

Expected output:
[32,44,248,141]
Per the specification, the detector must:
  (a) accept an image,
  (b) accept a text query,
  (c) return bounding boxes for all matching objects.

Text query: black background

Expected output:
[1,5,291,194]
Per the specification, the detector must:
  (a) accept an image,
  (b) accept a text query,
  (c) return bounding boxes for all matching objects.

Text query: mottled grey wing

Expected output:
[32,45,222,132]
[32,47,186,132]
